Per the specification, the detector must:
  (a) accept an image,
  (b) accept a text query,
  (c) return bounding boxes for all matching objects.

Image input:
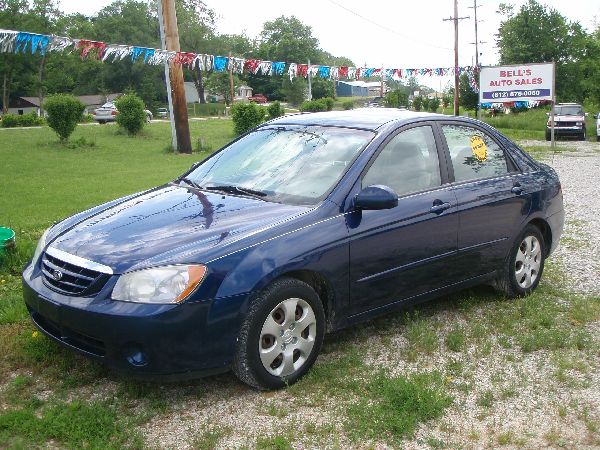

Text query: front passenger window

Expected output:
[442,125,509,182]
[362,126,441,197]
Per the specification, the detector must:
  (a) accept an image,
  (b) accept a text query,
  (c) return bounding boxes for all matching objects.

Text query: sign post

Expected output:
[479,62,555,143]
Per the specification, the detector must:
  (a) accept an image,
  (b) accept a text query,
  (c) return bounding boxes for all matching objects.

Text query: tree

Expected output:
[384,89,408,108]
[280,77,306,106]
[205,72,238,105]
[497,0,588,102]
[258,16,320,63]
[459,73,479,111]
[311,78,335,100]
[177,0,217,104]
[0,0,59,113]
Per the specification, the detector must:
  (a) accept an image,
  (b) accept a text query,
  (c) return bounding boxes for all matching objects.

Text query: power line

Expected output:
[327,0,453,51]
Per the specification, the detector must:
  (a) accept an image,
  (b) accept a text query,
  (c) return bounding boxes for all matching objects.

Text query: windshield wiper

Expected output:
[204,185,267,198]
[177,177,202,189]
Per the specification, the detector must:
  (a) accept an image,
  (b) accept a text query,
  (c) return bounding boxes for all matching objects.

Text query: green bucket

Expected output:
[0,227,16,256]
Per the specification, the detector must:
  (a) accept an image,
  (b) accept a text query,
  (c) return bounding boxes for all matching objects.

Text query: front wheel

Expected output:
[494,225,545,298]
[233,277,325,390]
[579,129,586,141]
[545,130,551,141]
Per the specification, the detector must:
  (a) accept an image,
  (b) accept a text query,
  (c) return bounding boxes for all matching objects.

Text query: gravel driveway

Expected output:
[520,140,600,295]
[133,139,600,449]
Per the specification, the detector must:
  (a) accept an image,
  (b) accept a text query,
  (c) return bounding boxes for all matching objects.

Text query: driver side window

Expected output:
[362,126,441,197]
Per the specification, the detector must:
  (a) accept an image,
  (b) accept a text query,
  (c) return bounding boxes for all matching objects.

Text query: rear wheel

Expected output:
[232,277,325,390]
[545,130,551,141]
[494,225,545,298]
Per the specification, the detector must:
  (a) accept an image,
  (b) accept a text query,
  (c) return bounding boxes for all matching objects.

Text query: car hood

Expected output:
[48,185,310,273]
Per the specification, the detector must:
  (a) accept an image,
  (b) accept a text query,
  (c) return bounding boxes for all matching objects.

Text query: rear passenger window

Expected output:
[363,126,441,197]
[442,125,509,182]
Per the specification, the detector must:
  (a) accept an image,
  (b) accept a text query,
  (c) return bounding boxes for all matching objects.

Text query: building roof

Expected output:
[337,81,383,88]
[12,93,121,108]
[268,108,440,131]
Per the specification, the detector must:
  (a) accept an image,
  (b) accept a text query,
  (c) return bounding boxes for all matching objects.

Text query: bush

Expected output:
[231,102,266,135]
[114,93,146,135]
[342,100,354,110]
[412,96,423,112]
[1,114,20,128]
[80,113,94,123]
[267,101,285,119]
[421,97,430,111]
[44,94,85,141]
[322,97,334,111]
[0,111,44,128]
[299,98,333,112]
[190,103,226,117]
[428,98,440,112]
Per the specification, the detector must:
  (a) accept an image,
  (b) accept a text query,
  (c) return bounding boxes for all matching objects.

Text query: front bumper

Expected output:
[547,126,584,137]
[22,263,249,379]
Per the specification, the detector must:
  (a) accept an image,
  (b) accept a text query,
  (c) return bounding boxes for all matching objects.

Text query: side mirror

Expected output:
[354,185,398,210]
[585,112,589,117]
[594,114,599,119]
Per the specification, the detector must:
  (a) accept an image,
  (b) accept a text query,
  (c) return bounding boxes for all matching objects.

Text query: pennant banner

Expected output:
[0,28,480,87]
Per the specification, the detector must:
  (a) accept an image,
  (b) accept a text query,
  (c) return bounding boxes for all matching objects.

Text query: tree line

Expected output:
[0,0,355,113]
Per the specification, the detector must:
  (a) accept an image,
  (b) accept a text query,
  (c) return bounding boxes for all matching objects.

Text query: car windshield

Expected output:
[184,126,374,205]
[101,102,115,108]
[555,105,583,116]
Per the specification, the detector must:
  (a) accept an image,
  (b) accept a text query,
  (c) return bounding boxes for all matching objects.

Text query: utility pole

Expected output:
[444,0,469,116]
[158,0,192,154]
[307,59,312,100]
[380,65,384,97]
[468,0,487,67]
[157,0,176,151]
[228,52,235,106]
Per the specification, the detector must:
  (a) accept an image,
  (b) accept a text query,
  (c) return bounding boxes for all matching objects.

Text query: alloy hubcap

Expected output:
[259,298,316,377]
[515,235,542,289]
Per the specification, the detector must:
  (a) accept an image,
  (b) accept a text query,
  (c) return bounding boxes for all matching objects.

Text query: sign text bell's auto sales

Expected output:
[479,63,554,103]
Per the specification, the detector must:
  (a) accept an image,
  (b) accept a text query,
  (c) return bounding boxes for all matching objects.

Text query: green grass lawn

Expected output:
[0,118,598,448]
[0,120,233,235]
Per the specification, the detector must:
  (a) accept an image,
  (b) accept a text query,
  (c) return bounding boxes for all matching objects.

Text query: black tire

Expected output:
[494,224,546,298]
[232,277,325,390]
[545,130,551,141]
[596,135,600,142]
[578,129,586,141]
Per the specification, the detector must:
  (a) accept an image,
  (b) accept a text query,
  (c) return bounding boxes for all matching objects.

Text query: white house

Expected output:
[184,82,253,104]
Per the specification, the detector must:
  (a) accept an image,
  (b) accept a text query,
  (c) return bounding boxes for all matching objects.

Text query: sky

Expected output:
[58,0,600,90]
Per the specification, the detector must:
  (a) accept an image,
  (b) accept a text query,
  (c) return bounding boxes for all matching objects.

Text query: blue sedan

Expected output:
[22,109,564,389]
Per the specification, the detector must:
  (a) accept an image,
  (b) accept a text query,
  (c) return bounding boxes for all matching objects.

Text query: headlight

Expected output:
[111,265,207,304]
[576,122,583,126]
[32,227,52,265]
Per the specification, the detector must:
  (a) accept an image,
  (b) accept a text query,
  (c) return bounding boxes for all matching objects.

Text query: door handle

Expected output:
[430,201,452,214]
[511,184,524,195]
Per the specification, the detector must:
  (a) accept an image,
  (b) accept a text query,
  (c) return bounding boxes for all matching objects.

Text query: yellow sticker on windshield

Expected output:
[470,135,487,161]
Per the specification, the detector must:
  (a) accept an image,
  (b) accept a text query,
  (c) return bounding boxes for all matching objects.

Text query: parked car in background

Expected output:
[546,103,587,141]
[249,94,268,104]
[595,112,600,142]
[92,102,153,124]
[157,107,169,119]
[367,96,385,107]
[23,109,563,390]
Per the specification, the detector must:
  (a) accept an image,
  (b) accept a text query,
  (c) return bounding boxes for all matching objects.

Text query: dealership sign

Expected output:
[479,62,554,104]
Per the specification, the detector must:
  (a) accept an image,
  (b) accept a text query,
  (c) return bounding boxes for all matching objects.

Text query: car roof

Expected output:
[267,108,441,131]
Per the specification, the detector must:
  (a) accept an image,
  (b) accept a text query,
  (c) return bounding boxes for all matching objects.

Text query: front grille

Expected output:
[555,121,578,128]
[41,252,107,296]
